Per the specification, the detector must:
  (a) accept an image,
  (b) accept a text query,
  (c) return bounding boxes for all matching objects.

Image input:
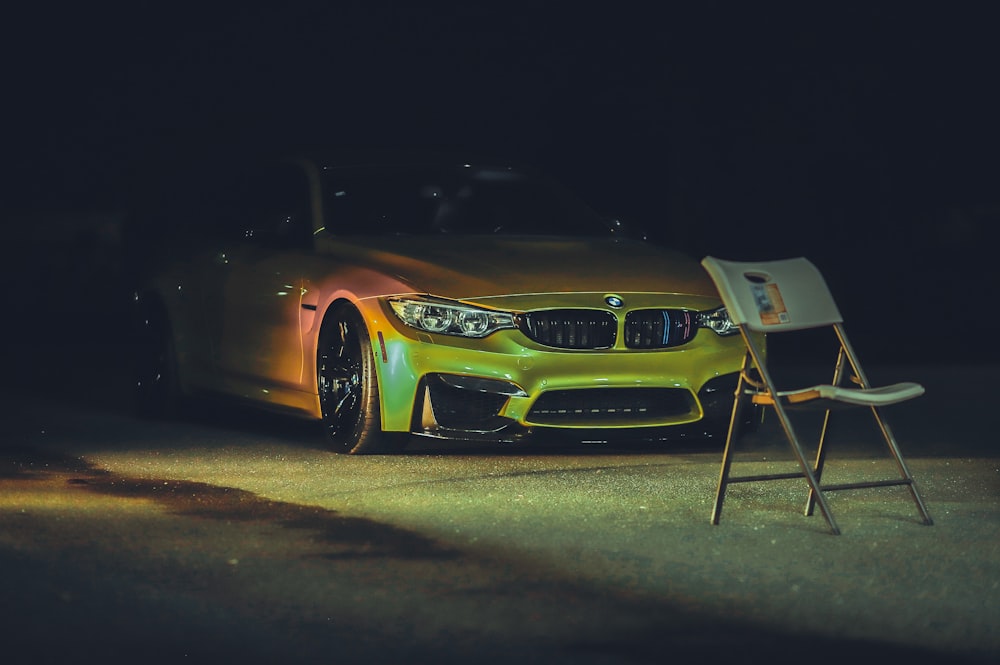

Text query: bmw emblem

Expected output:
[604,295,624,308]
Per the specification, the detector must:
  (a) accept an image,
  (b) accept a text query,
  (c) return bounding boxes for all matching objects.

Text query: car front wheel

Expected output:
[317,304,407,454]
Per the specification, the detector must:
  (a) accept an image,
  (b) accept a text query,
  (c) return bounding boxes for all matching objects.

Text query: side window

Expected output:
[243,163,314,249]
[204,163,313,249]
[323,168,447,235]
[323,172,364,233]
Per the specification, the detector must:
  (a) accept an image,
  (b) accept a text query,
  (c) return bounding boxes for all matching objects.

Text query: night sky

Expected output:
[5,2,998,362]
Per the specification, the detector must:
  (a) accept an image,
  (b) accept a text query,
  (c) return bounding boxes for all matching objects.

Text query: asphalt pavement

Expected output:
[1,337,998,664]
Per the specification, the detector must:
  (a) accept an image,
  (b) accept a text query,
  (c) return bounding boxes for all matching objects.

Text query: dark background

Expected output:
[4,2,997,363]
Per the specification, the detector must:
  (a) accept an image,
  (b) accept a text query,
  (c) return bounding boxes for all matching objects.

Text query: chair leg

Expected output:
[710,432,736,525]
[711,381,749,525]
[836,331,933,525]
[712,346,841,534]
[869,407,934,525]
[806,348,846,516]
[805,408,834,517]
[771,401,841,535]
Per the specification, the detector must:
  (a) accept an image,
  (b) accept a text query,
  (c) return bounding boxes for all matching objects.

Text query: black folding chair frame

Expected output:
[711,322,934,536]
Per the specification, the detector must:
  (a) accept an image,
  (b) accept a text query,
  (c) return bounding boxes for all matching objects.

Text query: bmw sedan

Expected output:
[129,152,751,453]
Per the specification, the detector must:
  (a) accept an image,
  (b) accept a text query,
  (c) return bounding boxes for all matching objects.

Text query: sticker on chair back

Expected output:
[750,283,790,325]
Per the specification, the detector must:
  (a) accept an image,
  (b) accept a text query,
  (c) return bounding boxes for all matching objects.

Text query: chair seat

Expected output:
[751,381,925,407]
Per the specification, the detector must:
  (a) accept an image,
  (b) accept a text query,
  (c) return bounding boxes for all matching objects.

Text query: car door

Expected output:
[201,162,317,395]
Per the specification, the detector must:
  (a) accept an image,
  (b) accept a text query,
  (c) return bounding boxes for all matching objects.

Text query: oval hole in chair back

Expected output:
[742,271,771,284]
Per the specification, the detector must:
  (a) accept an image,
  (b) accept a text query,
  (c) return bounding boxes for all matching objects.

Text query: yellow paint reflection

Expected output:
[1,477,156,513]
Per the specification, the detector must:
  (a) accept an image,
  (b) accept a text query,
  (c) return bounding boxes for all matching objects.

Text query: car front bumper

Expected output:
[362,300,750,442]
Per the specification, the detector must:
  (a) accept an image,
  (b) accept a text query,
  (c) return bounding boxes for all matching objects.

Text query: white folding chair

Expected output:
[701,256,933,535]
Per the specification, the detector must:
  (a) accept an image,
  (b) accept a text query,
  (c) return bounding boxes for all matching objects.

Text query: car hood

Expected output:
[315,235,718,299]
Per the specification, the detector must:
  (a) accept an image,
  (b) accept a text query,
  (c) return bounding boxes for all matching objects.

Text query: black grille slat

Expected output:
[520,309,616,349]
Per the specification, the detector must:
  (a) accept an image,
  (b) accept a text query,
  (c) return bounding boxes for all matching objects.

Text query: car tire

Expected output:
[318,304,407,454]
[131,294,181,419]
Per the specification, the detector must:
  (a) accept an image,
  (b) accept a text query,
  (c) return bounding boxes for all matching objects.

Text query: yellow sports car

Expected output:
[129,153,750,453]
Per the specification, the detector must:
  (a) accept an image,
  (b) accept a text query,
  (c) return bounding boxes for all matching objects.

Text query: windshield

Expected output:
[320,163,615,237]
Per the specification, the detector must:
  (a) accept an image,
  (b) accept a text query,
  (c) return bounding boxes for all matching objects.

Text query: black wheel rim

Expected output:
[318,317,365,445]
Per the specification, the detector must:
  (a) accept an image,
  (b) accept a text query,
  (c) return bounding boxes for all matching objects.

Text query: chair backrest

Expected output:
[701,256,843,332]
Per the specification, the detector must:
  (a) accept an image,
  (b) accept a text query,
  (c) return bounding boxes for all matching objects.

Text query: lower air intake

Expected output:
[527,388,694,425]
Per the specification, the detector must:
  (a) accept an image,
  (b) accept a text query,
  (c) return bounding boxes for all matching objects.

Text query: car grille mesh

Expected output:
[518,308,700,349]
[527,388,694,425]
[519,309,616,349]
[624,309,698,349]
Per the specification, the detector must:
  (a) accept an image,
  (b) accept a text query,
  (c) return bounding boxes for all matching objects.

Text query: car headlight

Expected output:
[697,306,739,336]
[389,297,517,338]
